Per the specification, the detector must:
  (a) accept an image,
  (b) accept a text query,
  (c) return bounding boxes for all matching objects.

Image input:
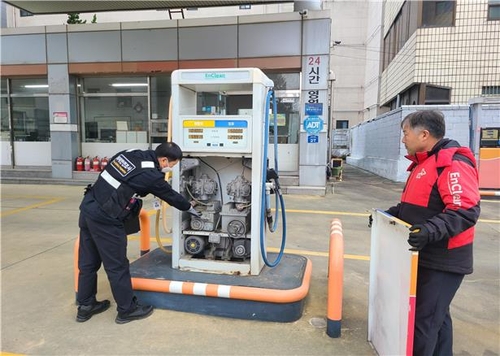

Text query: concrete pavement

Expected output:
[1,165,499,355]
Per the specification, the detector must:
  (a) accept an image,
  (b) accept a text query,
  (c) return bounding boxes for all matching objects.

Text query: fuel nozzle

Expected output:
[265,182,274,228]
[266,168,279,194]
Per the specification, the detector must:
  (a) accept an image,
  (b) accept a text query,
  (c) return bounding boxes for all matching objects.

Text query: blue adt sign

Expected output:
[303,116,324,135]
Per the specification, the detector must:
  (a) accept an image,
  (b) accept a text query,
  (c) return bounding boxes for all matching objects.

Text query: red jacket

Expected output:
[387,139,480,274]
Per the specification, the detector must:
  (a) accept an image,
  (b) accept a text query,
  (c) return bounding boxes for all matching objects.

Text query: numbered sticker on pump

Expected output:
[181,116,252,153]
[152,197,161,210]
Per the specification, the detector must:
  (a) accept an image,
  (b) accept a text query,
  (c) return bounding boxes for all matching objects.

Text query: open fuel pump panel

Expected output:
[170,68,286,276]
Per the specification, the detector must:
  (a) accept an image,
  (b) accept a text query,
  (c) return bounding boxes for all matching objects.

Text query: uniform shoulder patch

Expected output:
[110,154,136,177]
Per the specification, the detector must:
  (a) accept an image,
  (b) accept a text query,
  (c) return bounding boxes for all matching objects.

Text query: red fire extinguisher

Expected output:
[100,157,109,171]
[84,156,91,171]
[92,156,101,171]
[76,156,84,171]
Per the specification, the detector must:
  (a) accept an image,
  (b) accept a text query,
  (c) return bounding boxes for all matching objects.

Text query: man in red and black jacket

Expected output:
[386,110,480,355]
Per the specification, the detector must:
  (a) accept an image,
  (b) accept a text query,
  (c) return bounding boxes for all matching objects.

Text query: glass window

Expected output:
[20,9,33,17]
[9,78,50,142]
[150,76,171,143]
[482,86,500,95]
[11,97,50,142]
[80,77,148,143]
[269,96,300,144]
[425,85,450,104]
[10,78,48,94]
[81,77,148,94]
[488,0,500,20]
[421,1,455,27]
[266,73,301,90]
[1,78,7,95]
[266,73,301,144]
[336,120,349,129]
[1,94,9,141]
[81,96,148,143]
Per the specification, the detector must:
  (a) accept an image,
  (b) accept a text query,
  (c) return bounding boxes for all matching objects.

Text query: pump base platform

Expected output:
[130,248,311,322]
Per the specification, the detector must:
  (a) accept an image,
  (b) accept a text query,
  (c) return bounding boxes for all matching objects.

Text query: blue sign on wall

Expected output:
[303,116,324,135]
[307,135,319,143]
[305,103,323,116]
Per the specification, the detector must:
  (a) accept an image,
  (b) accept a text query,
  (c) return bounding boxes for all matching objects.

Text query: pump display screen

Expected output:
[182,117,251,152]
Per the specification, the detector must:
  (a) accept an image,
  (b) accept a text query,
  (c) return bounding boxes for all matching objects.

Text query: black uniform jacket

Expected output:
[80,149,191,224]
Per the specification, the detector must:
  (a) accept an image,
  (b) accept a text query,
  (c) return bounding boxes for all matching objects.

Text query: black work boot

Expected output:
[115,298,154,324]
[76,300,111,322]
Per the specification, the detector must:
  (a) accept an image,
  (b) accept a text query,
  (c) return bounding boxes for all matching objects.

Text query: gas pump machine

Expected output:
[126,68,310,322]
[170,68,284,275]
[478,127,500,190]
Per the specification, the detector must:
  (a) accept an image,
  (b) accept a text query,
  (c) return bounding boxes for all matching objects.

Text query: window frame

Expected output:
[488,0,500,20]
[419,0,456,28]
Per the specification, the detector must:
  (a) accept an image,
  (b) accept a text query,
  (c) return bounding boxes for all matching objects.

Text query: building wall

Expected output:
[382,0,405,37]
[362,0,383,121]
[415,0,500,104]
[4,0,379,130]
[348,105,474,182]
[1,14,312,70]
[1,2,7,27]
[380,0,500,106]
[379,33,417,105]
[324,0,368,127]
[0,11,332,184]
[4,4,295,27]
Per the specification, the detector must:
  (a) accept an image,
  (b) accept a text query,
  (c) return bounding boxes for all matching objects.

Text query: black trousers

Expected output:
[77,212,135,313]
[413,266,464,356]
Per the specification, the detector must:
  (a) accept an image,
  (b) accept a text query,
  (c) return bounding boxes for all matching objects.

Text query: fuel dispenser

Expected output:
[128,68,311,322]
[478,127,500,190]
[170,68,275,275]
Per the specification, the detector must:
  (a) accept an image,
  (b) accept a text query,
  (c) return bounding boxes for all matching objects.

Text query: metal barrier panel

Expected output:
[368,209,418,356]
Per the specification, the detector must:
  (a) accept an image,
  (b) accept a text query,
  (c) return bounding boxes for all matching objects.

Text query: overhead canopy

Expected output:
[4,0,293,15]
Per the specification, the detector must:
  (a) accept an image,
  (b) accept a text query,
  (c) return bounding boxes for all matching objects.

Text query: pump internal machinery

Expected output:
[170,68,286,276]
[183,169,252,261]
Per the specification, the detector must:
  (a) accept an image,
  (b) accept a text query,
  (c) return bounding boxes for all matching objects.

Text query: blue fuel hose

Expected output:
[260,89,287,267]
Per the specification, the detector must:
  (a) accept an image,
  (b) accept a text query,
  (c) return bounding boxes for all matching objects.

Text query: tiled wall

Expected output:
[383,0,405,37]
[380,0,500,106]
[379,33,417,105]
[415,0,500,104]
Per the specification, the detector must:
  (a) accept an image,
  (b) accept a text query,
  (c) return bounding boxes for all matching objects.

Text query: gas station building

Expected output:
[0,2,332,193]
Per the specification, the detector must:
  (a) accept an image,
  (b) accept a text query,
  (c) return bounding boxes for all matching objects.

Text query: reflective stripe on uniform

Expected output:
[101,170,121,189]
[141,161,155,168]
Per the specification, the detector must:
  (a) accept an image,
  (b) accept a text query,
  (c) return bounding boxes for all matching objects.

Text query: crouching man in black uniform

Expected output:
[76,142,200,324]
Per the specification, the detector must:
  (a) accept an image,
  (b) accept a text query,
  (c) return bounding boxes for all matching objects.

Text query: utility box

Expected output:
[330,158,343,181]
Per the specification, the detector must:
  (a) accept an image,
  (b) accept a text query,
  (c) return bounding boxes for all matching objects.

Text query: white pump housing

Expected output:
[170,68,274,275]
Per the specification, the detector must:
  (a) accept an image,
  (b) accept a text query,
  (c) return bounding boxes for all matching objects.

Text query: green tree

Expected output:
[67,13,97,24]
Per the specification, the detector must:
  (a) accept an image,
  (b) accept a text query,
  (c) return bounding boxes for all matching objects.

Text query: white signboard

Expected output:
[368,209,418,356]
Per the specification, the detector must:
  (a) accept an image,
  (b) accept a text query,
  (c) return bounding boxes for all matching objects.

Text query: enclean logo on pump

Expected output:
[205,73,226,79]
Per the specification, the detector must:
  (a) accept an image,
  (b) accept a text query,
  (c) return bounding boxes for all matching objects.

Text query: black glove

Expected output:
[187,206,202,217]
[408,224,429,251]
[368,214,373,228]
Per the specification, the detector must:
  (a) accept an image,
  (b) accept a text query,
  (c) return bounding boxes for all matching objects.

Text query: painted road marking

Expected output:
[285,209,499,224]
[286,209,368,217]
[0,197,65,218]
